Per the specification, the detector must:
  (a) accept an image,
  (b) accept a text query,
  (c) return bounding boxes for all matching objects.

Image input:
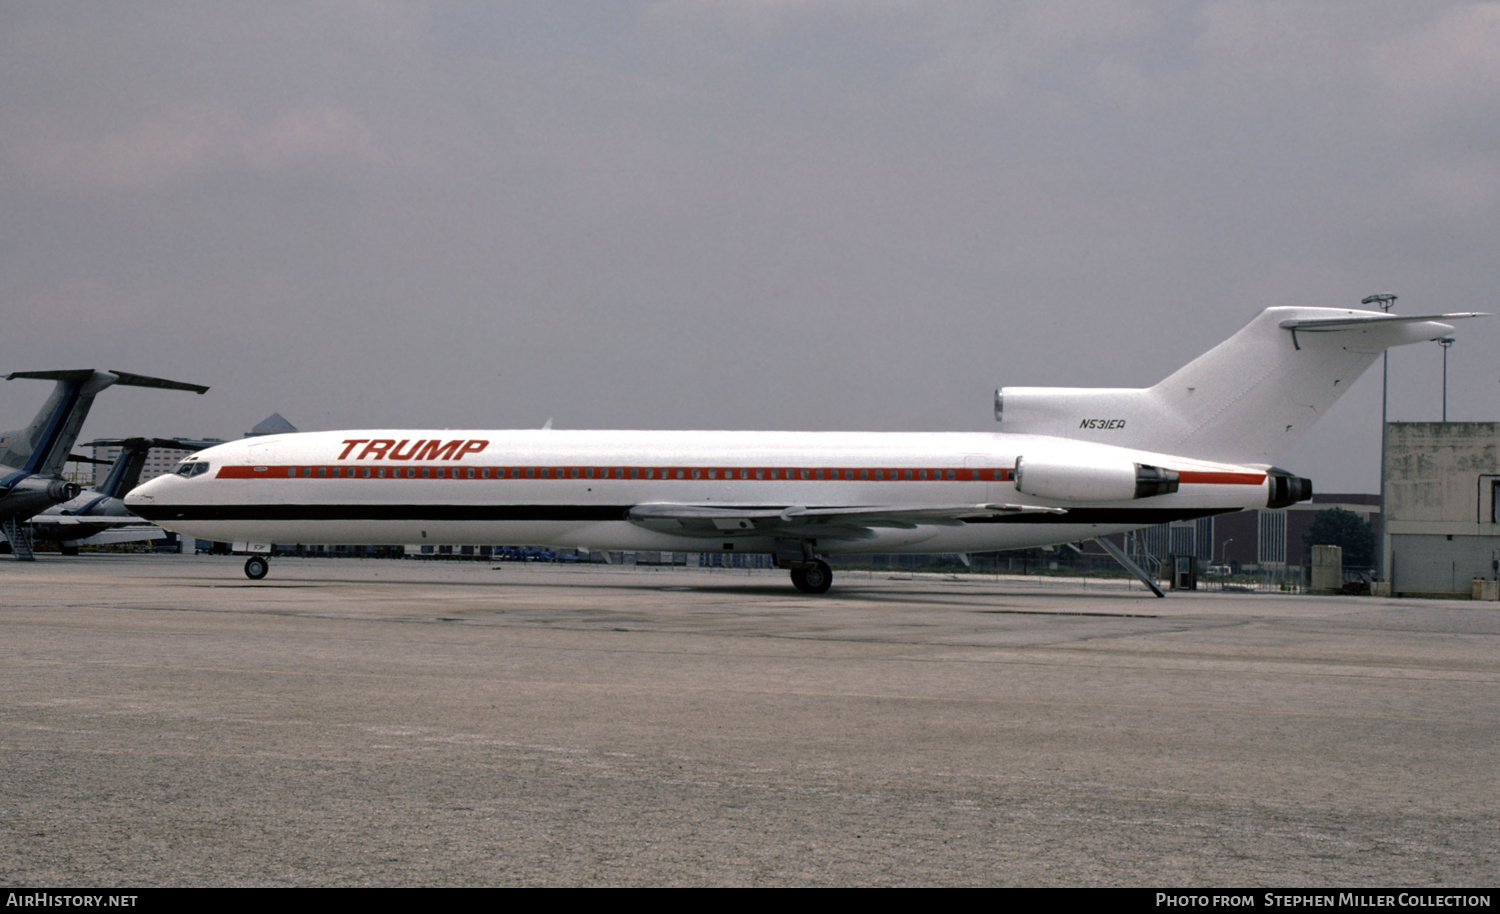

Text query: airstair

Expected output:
[1,517,37,561]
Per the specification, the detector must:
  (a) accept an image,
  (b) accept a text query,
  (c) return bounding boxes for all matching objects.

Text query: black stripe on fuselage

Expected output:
[131,503,1239,525]
[962,508,1237,524]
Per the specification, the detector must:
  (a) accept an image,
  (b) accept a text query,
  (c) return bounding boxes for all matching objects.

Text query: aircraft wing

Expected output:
[65,526,167,547]
[45,516,153,527]
[626,503,1065,540]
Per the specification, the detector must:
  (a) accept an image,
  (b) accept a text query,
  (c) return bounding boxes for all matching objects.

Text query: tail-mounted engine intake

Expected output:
[0,476,80,502]
[1266,471,1313,509]
[1014,457,1180,502]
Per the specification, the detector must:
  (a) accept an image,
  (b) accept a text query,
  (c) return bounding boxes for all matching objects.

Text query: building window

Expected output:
[1258,510,1287,565]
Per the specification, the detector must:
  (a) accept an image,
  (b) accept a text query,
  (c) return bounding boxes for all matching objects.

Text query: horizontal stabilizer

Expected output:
[1278,312,1488,332]
[1278,312,1487,352]
[5,370,97,382]
[85,437,216,452]
[106,371,209,395]
[5,370,208,395]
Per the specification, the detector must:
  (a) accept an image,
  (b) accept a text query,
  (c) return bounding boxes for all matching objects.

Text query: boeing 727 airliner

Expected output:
[126,307,1481,593]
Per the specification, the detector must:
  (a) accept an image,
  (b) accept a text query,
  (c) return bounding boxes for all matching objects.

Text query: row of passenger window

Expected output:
[282,466,977,481]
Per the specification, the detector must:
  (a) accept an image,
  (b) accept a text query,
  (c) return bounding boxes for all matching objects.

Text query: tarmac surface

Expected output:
[1,554,1496,886]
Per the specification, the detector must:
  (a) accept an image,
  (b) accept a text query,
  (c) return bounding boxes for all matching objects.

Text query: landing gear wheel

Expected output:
[244,556,269,580]
[790,560,833,594]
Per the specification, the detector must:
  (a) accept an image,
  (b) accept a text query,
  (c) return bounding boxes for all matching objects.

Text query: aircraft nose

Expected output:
[124,475,163,507]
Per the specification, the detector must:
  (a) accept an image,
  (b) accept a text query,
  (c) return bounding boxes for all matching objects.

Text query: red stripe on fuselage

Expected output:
[214,465,1008,481]
[1177,471,1265,486]
[211,465,1264,485]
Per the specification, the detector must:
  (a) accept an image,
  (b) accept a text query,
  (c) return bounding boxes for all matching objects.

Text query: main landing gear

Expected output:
[243,555,269,580]
[776,537,832,595]
[789,559,833,595]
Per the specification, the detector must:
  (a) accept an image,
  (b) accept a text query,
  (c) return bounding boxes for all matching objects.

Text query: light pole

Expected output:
[1220,538,1234,590]
[1362,292,1397,584]
[1438,337,1455,421]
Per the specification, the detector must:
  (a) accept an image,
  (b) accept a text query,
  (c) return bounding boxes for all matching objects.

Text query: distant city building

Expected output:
[247,413,297,437]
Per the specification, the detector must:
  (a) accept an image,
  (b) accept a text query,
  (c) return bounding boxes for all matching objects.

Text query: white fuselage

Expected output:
[126,429,1274,554]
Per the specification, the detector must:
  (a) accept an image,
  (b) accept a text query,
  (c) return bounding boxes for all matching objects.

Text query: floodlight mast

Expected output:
[1437,337,1455,422]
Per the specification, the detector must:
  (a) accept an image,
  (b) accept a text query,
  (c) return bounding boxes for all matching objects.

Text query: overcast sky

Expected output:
[3,1,1497,492]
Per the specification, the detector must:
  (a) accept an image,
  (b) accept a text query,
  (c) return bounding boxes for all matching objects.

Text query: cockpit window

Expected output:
[175,461,211,478]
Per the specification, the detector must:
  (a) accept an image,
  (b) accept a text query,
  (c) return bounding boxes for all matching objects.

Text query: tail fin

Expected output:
[1,371,208,478]
[995,307,1485,465]
[85,437,215,497]
[86,438,155,498]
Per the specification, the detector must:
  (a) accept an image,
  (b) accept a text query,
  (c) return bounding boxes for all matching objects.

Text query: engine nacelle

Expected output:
[1014,456,1180,502]
[0,476,80,502]
[0,475,80,507]
[48,479,82,502]
[1266,471,1312,509]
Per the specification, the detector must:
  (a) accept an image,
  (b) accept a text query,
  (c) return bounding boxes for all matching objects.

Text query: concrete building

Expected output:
[1382,421,1500,597]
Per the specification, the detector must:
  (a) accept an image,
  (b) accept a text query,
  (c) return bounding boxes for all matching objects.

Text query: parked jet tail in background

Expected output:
[1,371,208,560]
[28,438,216,554]
[127,307,1482,593]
